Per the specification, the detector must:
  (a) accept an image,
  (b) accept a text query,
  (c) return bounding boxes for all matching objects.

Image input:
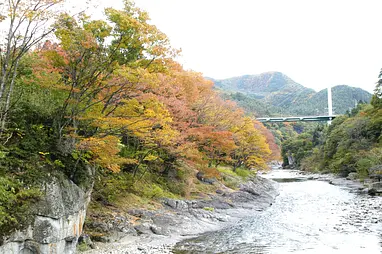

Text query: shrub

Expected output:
[0,176,41,242]
[235,168,254,179]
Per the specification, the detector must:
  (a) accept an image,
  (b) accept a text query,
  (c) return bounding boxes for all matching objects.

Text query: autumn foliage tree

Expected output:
[231,117,271,170]
[27,1,178,172]
[11,0,275,185]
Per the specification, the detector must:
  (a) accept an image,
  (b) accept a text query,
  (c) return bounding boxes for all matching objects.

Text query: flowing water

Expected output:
[173,170,382,254]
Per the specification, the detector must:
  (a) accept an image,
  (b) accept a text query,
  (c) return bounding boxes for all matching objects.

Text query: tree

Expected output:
[34,2,175,152]
[231,117,271,170]
[187,127,236,167]
[371,68,382,109]
[254,121,281,160]
[0,0,64,131]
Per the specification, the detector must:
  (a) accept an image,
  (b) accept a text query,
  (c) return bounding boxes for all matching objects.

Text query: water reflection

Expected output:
[173,170,382,253]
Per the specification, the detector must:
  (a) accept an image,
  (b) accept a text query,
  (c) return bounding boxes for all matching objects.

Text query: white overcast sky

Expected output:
[89,0,382,93]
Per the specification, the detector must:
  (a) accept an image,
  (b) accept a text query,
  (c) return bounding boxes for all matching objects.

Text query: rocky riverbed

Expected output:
[83,175,279,254]
[82,170,382,254]
[173,169,382,253]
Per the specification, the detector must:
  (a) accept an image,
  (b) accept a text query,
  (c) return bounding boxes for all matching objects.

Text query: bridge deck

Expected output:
[256,115,337,123]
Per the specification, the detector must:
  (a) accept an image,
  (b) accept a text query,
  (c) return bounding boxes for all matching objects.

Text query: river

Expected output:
[173,169,382,254]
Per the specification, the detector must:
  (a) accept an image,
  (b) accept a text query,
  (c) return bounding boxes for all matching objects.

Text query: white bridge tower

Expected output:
[328,86,333,124]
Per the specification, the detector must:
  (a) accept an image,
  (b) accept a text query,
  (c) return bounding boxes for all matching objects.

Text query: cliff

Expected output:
[0,172,93,254]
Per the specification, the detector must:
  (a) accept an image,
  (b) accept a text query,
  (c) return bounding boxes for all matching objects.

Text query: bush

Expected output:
[76,242,90,252]
[235,168,254,179]
[216,166,254,189]
[356,157,372,180]
[142,184,166,199]
[217,167,237,177]
[0,176,41,242]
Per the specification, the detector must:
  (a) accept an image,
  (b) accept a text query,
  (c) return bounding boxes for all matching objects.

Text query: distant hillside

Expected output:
[218,92,284,117]
[212,72,372,117]
[288,85,372,115]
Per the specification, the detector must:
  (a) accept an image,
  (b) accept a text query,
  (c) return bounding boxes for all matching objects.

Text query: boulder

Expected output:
[196,171,216,184]
[346,172,358,180]
[368,182,382,196]
[368,165,382,181]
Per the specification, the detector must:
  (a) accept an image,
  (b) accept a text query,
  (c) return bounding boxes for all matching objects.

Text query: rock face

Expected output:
[0,175,93,254]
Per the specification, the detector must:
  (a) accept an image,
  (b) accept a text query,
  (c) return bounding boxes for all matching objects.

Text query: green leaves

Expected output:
[0,176,41,239]
[284,99,382,178]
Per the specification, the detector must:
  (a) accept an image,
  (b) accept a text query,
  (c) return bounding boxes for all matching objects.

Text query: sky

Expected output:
[90,0,382,93]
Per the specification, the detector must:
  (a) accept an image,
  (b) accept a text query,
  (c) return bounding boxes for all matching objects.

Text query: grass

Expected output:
[203,207,214,212]
[76,242,90,252]
[192,179,219,198]
[217,166,256,189]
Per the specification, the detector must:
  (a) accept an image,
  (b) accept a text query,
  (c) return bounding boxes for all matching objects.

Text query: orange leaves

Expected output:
[77,136,136,173]
[187,127,236,155]
[199,166,221,180]
[176,143,205,165]
[254,121,281,160]
[24,1,277,176]
[194,93,244,130]
[359,111,367,117]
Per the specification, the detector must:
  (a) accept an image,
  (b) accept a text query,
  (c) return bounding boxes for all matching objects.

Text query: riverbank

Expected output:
[82,175,279,254]
[173,169,382,253]
[297,170,381,195]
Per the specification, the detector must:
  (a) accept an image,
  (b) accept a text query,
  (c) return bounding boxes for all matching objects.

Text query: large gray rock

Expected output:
[346,172,358,180]
[368,182,382,195]
[228,176,279,207]
[369,165,382,181]
[0,173,93,254]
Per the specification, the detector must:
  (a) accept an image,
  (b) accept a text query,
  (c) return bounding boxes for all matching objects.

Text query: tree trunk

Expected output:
[1,59,20,130]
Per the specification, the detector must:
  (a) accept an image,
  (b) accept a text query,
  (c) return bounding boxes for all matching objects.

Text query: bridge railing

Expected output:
[256,115,337,123]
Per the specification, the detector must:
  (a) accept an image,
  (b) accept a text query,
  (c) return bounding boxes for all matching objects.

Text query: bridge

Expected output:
[256,87,336,123]
[257,115,336,123]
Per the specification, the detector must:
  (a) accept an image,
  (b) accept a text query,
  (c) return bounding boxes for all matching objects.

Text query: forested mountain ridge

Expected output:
[210,72,311,95]
[211,72,372,117]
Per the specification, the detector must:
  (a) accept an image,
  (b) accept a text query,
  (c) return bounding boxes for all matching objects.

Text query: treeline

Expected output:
[282,79,382,178]
[0,1,277,236]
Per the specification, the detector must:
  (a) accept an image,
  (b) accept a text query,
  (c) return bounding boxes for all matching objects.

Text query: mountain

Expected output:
[211,72,372,117]
[288,85,372,115]
[212,72,315,108]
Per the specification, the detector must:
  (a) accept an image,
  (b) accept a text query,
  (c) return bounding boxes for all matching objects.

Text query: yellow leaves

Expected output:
[83,20,112,41]
[247,155,268,170]
[231,117,271,169]
[90,96,178,151]
[176,143,205,165]
[112,66,160,92]
[143,154,158,162]
[77,136,137,173]
[105,1,175,61]
[25,0,275,175]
